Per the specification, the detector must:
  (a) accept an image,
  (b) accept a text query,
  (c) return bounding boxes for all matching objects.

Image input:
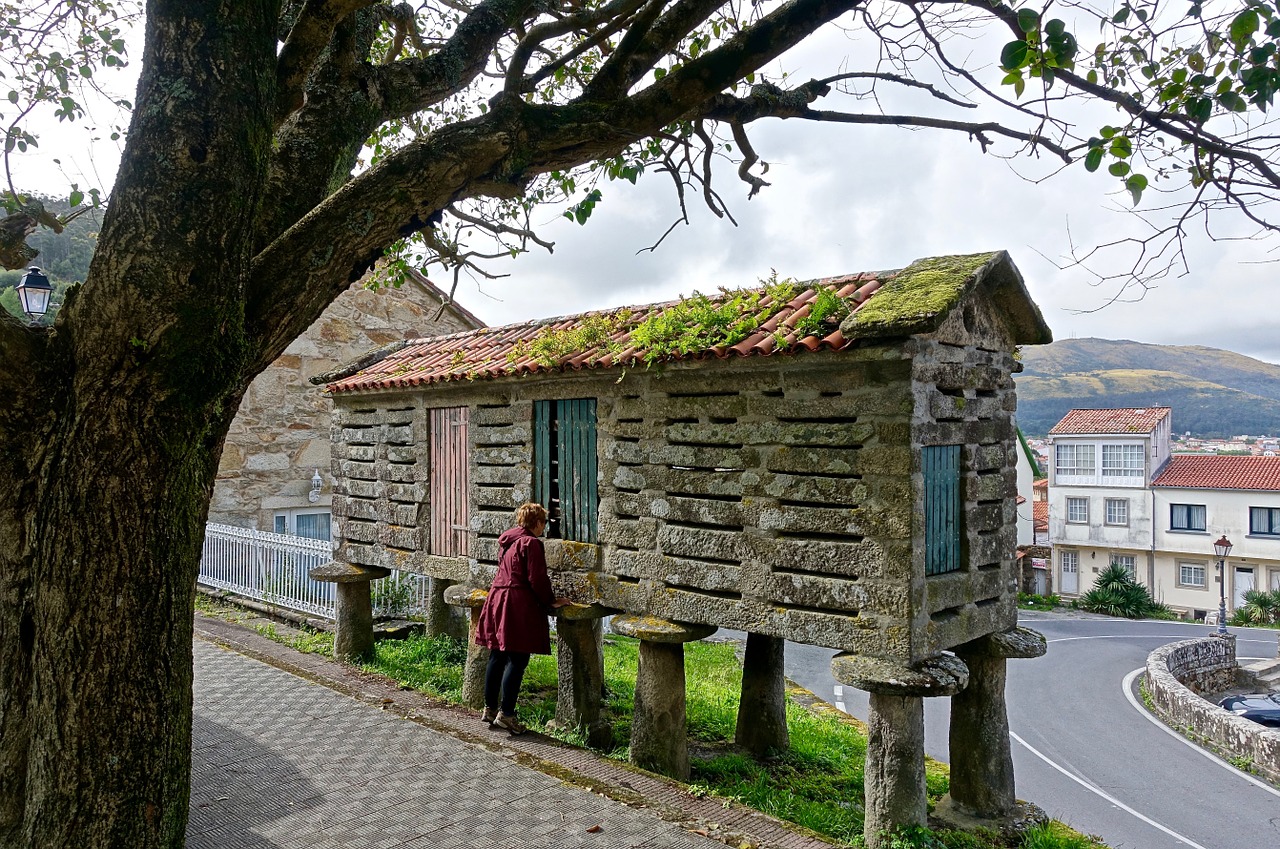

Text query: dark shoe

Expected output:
[480,706,498,725]
[493,711,527,735]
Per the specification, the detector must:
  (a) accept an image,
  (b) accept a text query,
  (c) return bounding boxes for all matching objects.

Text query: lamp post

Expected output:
[15,266,52,323]
[1213,534,1233,636]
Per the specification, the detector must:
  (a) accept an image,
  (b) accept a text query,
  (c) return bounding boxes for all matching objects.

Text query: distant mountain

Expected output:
[1014,339,1280,437]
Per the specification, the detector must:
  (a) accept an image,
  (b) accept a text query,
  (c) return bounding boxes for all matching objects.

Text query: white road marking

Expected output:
[1120,667,1280,799]
[833,684,846,713]
[1010,730,1210,849]
[1042,633,1275,646]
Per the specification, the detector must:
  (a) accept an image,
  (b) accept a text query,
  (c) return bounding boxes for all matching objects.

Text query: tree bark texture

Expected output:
[734,632,789,756]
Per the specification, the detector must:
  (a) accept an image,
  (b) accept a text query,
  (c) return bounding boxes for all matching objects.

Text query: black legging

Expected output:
[484,649,531,715]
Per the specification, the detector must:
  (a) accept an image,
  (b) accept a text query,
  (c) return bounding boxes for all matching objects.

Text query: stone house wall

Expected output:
[209,272,482,532]
[331,295,1022,660]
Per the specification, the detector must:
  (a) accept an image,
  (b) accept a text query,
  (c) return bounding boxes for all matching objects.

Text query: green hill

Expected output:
[1015,339,1280,437]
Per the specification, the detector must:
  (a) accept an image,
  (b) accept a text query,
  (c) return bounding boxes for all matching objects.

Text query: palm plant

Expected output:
[1231,588,1280,626]
[1078,563,1172,620]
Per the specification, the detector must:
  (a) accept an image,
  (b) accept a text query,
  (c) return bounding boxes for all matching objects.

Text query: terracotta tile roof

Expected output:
[1033,500,1049,531]
[325,273,884,393]
[1152,455,1280,491]
[1048,407,1171,435]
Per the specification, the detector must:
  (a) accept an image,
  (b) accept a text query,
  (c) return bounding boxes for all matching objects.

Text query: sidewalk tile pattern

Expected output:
[189,640,718,849]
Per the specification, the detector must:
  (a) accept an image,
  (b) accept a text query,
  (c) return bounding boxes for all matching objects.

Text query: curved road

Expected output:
[780,613,1280,849]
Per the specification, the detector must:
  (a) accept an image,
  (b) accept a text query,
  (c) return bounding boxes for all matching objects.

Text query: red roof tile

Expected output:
[326,273,884,393]
[1033,500,1048,531]
[1152,455,1280,491]
[1048,407,1171,435]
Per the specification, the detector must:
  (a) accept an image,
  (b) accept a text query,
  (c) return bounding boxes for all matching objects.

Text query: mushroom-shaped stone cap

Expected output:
[985,626,1047,659]
[610,614,717,643]
[555,602,617,621]
[309,561,392,583]
[443,584,489,609]
[830,652,969,697]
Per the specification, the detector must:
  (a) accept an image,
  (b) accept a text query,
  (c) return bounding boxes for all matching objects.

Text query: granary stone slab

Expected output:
[760,572,870,612]
[344,444,376,462]
[385,482,423,502]
[924,601,1017,657]
[389,504,418,526]
[644,493,745,527]
[443,584,489,609]
[309,561,391,583]
[652,557,742,594]
[472,444,526,466]
[341,426,379,445]
[614,393,749,422]
[382,463,418,483]
[544,539,603,572]
[470,423,531,446]
[967,443,1008,472]
[610,614,717,643]
[622,464,745,498]
[343,478,379,499]
[470,464,524,486]
[340,542,379,568]
[378,525,420,550]
[398,553,470,582]
[338,459,377,481]
[651,444,760,470]
[657,524,748,562]
[926,569,1009,615]
[765,445,865,476]
[960,626,1047,659]
[343,519,376,543]
[472,403,517,426]
[830,651,969,696]
[385,445,418,464]
[756,504,866,537]
[752,538,886,580]
[759,472,866,505]
[596,515,658,550]
[383,424,414,445]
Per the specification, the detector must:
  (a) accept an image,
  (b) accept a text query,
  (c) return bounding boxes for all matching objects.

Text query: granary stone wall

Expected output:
[908,299,1020,659]
[331,332,1021,659]
[210,274,479,531]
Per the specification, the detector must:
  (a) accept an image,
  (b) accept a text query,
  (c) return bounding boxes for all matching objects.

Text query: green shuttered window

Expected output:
[533,399,598,543]
[923,445,962,576]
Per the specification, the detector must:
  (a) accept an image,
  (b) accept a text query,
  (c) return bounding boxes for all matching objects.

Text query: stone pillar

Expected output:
[426,577,467,639]
[443,584,490,709]
[937,627,1047,831]
[309,561,391,662]
[830,652,968,849]
[554,604,614,748]
[611,614,716,780]
[735,632,789,756]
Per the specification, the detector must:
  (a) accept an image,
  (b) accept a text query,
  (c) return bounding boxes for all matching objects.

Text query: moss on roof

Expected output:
[844,252,999,338]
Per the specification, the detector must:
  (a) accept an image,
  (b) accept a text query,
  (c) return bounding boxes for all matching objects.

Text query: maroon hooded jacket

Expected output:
[475,526,555,655]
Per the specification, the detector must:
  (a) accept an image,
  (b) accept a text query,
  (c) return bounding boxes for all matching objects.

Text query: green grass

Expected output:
[1017,593,1060,612]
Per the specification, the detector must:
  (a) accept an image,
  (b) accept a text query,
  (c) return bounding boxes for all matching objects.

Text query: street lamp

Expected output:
[15,266,52,321]
[1213,534,1233,636]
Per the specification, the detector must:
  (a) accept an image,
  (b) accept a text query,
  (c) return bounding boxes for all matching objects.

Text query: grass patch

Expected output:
[1017,593,1060,612]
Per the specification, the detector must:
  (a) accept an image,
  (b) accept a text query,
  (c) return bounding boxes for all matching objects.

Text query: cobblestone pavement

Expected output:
[190,617,831,849]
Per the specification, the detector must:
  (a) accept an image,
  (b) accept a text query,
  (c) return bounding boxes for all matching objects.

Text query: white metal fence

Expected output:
[199,523,433,620]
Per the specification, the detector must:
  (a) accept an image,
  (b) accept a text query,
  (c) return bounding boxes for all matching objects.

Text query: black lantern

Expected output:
[1213,534,1233,636]
[16,266,52,319]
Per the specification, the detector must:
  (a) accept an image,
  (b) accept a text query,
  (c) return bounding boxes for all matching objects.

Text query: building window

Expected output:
[533,398,599,543]
[1101,444,1144,478]
[1112,554,1137,580]
[1066,497,1089,524]
[274,509,331,541]
[1178,561,1206,588]
[1105,498,1129,526]
[1250,506,1280,536]
[1170,503,1207,532]
[429,406,470,556]
[922,445,963,576]
[1055,444,1095,477]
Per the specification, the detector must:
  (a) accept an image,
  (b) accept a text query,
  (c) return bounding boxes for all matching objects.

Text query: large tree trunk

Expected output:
[0,2,276,846]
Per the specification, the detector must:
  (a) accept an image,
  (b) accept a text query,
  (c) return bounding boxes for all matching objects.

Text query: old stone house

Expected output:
[319,251,1053,847]
[209,268,482,537]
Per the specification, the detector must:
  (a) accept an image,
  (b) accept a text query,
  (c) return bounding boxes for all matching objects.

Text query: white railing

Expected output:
[199,523,433,620]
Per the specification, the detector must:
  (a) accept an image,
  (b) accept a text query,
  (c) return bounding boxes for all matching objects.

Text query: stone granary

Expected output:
[317,252,1052,846]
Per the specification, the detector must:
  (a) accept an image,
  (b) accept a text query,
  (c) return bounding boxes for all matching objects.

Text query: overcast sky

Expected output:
[17,9,1280,363]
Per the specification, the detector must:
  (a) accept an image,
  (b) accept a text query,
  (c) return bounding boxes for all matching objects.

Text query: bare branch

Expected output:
[275,0,373,124]
[506,0,648,94]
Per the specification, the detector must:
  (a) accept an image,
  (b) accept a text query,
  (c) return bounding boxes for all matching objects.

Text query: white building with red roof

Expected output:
[1048,406,1280,617]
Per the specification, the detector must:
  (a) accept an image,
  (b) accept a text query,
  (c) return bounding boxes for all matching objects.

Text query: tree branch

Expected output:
[275,0,374,125]
[505,0,649,94]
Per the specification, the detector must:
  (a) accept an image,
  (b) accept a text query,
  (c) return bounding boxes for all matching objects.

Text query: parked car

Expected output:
[1218,693,1280,728]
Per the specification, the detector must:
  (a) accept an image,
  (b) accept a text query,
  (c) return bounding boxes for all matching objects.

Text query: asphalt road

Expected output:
[778,613,1280,849]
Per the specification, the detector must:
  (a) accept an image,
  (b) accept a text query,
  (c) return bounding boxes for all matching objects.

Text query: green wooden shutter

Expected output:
[532,400,553,511]
[923,445,962,576]
[557,398,598,543]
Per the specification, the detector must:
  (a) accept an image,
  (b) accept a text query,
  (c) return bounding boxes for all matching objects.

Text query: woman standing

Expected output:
[475,502,567,734]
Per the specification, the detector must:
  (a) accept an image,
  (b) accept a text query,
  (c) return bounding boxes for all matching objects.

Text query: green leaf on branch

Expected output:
[1108,161,1131,177]
[1126,173,1148,206]
[1017,8,1039,33]
[1109,136,1132,158]
[1084,147,1104,172]
[1001,40,1030,70]
[1231,9,1261,48]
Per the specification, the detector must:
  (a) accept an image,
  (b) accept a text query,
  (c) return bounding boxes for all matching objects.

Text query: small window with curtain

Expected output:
[1170,503,1206,532]
[533,399,599,543]
[923,445,962,576]
[1250,506,1280,536]
[1066,497,1089,524]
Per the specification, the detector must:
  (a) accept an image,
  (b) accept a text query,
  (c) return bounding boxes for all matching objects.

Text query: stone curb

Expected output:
[193,613,840,849]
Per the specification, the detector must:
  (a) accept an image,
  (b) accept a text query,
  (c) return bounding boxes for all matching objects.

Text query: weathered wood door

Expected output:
[429,406,470,555]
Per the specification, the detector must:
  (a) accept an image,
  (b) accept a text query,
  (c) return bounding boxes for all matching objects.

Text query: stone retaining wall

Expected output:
[1145,636,1280,784]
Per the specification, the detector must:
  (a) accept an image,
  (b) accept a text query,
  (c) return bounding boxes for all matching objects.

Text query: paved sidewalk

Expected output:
[190,615,834,849]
